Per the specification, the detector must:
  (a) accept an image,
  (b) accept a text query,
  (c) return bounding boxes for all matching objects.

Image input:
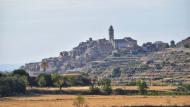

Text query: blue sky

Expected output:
[0,0,190,65]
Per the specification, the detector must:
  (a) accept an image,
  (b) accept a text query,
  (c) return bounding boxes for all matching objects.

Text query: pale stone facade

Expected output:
[108,26,137,49]
[22,26,172,76]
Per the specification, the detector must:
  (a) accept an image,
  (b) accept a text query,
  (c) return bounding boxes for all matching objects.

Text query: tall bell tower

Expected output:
[109,25,114,42]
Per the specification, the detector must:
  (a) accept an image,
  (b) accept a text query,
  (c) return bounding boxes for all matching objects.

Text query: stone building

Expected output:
[21,62,40,77]
[109,25,137,49]
[142,41,169,52]
[22,25,173,76]
[154,41,169,51]
[142,42,157,52]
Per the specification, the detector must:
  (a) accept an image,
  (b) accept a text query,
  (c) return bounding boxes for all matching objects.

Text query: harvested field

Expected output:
[0,95,190,107]
[30,86,177,91]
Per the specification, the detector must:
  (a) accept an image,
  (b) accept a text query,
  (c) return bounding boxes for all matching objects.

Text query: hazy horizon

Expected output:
[0,0,190,65]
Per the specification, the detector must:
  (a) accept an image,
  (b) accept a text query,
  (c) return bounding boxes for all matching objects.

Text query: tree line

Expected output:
[0,69,91,97]
[36,73,91,90]
[0,69,29,96]
[1,69,190,97]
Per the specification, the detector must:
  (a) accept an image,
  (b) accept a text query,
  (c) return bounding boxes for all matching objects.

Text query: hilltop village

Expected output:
[21,26,190,84]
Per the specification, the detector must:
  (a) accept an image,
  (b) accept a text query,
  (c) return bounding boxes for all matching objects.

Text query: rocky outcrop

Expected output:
[22,34,189,77]
[177,36,190,48]
[22,38,114,76]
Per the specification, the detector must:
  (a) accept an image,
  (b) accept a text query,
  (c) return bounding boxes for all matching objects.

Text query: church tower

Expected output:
[109,25,114,42]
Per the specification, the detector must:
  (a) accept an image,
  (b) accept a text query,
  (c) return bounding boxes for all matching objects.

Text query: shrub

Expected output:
[37,73,53,87]
[15,76,28,93]
[89,86,100,94]
[98,78,111,87]
[177,84,190,94]
[137,80,149,95]
[73,95,87,107]
[98,78,112,95]
[12,69,34,87]
[37,75,46,87]
[64,75,91,86]
[12,69,29,77]
[113,88,125,95]
[127,81,137,86]
[101,85,112,95]
[51,74,65,90]
[0,77,12,96]
[0,76,28,97]
[29,77,38,87]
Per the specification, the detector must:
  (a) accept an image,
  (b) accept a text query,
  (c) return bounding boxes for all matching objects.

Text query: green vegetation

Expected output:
[113,88,125,95]
[0,69,92,97]
[37,74,47,87]
[36,73,52,87]
[176,84,190,94]
[35,73,91,88]
[12,69,29,77]
[89,78,112,95]
[73,95,88,107]
[89,86,100,94]
[51,74,65,90]
[137,80,149,95]
[98,78,112,95]
[1,69,190,97]
[0,73,28,97]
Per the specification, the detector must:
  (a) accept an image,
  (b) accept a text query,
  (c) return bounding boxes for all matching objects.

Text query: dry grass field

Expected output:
[30,86,177,91]
[1,95,190,107]
[0,86,188,107]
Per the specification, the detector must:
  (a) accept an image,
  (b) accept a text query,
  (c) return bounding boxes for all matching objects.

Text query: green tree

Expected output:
[89,86,100,94]
[177,84,190,94]
[0,77,12,96]
[0,75,28,97]
[64,75,91,86]
[67,76,77,86]
[137,80,149,95]
[45,74,53,86]
[98,78,111,87]
[51,74,65,90]
[12,69,29,77]
[101,85,112,95]
[170,40,176,48]
[37,74,47,87]
[12,69,31,87]
[28,77,38,88]
[15,76,28,93]
[37,73,53,87]
[98,78,112,95]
